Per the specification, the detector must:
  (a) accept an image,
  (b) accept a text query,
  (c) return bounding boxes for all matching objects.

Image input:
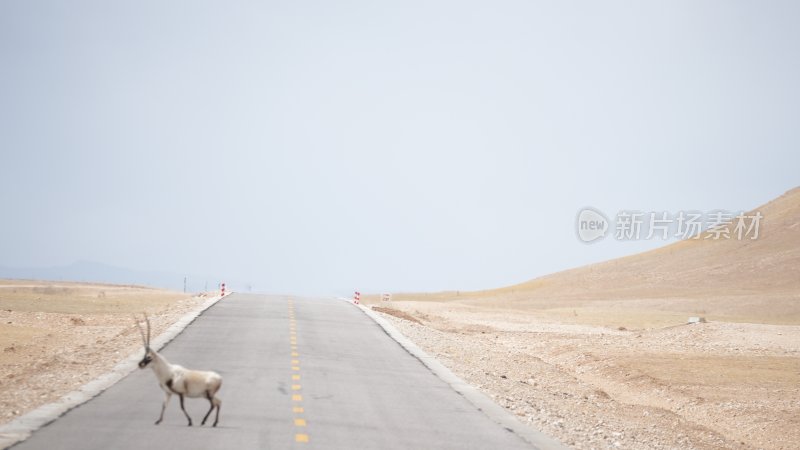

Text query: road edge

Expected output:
[353,302,569,450]
[0,293,226,450]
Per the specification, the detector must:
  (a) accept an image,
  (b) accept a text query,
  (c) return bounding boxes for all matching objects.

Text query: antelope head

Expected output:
[136,314,154,369]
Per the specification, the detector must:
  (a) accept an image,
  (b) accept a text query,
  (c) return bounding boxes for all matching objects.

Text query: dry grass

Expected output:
[371,306,424,324]
[617,354,800,387]
[0,279,189,314]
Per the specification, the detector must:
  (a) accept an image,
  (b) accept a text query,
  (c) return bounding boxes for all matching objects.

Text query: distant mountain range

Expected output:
[0,261,250,293]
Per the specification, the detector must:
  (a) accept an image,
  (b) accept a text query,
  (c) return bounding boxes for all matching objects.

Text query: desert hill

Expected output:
[392,187,800,326]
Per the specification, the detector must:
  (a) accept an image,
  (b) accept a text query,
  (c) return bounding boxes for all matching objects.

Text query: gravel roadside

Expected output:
[374,306,799,450]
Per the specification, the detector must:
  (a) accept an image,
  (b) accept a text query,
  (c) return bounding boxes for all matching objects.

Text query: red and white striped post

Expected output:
[221,283,226,297]
[353,291,361,305]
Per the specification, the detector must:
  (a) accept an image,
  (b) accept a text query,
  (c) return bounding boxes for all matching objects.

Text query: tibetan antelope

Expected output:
[135,314,222,427]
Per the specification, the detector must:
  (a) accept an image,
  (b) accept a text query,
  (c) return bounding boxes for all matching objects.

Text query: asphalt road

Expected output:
[12,294,545,449]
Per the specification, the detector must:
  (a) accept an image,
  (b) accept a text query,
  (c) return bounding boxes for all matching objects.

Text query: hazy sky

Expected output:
[1,1,798,295]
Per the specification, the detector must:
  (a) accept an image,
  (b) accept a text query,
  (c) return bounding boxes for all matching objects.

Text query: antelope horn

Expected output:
[135,314,148,348]
[145,314,151,347]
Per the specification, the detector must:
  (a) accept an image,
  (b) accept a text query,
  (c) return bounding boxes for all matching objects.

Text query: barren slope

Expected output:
[391,187,800,327]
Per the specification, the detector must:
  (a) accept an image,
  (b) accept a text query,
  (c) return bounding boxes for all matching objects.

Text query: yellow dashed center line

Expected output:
[288,298,309,445]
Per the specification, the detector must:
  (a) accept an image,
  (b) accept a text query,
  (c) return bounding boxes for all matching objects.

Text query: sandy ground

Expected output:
[0,280,212,427]
[370,301,799,450]
[1,278,797,449]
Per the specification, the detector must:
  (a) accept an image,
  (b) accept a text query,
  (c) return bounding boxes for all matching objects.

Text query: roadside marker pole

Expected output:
[353,291,360,305]
[221,283,226,297]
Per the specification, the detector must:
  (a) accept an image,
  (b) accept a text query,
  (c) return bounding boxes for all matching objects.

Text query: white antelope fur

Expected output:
[135,314,222,427]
